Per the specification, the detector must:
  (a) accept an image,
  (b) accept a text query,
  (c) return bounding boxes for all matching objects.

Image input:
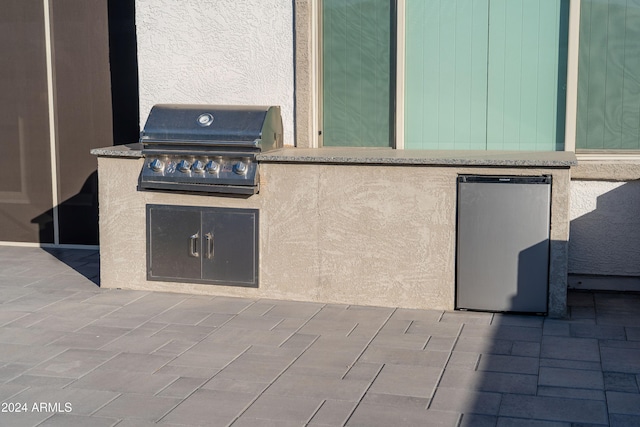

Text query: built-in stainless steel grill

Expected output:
[139,104,283,195]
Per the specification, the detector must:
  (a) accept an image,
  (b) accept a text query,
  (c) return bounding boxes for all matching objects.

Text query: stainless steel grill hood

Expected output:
[138,104,283,195]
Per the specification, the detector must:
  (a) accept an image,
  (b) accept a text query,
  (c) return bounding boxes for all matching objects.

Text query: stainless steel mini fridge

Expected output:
[456,175,551,313]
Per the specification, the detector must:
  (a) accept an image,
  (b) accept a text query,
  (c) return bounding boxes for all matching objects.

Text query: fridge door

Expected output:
[456,176,551,313]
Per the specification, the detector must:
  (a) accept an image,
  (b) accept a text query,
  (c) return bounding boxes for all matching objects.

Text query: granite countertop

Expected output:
[91,145,577,167]
[257,147,577,167]
[90,143,142,158]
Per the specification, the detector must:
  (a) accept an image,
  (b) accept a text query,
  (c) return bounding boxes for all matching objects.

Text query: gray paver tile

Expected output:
[0,383,29,402]
[499,394,608,424]
[496,418,570,427]
[461,324,542,342]
[8,374,75,388]
[360,392,429,409]
[0,363,30,382]
[346,403,460,427]
[360,346,449,368]
[48,332,121,349]
[459,414,498,427]
[492,314,544,327]
[266,373,370,401]
[445,351,480,370]
[0,411,52,426]
[511,341,541,357]
[27,349,117,378]
[94,393,182,422]
[37,413,120,427]
[540,336,600,362]
[430,386,501,415]
[539,358,602,371]
[405,321,461,337]
[157,377,207,398]
[604,372,640,392]
[242,394,322,423]
[81,289,148,305]
[368,330,428,350]
[151,323,215,342]
[200,296,256,314]
[627,326,640,341]
[454,336,513,354]
[442,311,493,325]
[152,339,198,357]
[161,389,255,426]
[195,327,292,347]
[390,308,442,322]
[155,364,220,379]
[168,345,248,370]
[601,346,640,373]
[214,354,291,382]
[99,334,172,353]
[98,352,172,373]
[233,418,303,427]
[607,391,640,415]
[202,377,268,395]
[308,399,357,426]
[538,366,604,389]
[439,368,537,395]
[477,354,539,374]
[0,326,66,346]
[610,414,640,427]
[425,336,457,352]
[260,299,323,319]
[68,369,178,394]
[343,362,382,382]
[368,363,442,399]
[536,385,605,401]
[570,323,627,340]
[223,314,285,330]
[542,320,571,337]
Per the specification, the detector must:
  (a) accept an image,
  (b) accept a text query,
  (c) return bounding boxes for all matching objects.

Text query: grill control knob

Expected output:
[192,160,205,174]
[177,160,191,173]
[205,160,220,174]
[233,161,248,175]
[149,159,164,172]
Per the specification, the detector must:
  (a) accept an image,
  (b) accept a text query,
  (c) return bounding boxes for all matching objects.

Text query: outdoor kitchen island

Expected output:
[92,145,576,318]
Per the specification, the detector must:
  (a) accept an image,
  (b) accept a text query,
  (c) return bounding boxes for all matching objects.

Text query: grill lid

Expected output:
[140,104,282,151]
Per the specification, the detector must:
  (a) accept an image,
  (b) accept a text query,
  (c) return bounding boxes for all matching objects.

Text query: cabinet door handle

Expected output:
[189,232,199,258]
[205,232,214,259]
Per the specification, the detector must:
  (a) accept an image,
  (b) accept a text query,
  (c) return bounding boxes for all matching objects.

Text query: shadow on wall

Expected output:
[31,171,99,247]
[569,180,640,278]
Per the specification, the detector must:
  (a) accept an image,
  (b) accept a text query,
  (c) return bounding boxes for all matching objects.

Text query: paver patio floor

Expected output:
[0,247,639,426]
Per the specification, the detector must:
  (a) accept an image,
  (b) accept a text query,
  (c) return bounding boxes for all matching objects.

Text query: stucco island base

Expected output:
[95,147,574,318]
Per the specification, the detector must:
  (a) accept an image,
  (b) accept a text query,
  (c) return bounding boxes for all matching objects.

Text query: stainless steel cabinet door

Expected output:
[147,205,202,281]
[201,209,258,287]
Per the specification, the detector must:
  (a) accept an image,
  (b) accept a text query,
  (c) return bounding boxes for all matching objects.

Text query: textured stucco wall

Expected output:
[97,154,570,316]
[135,0,294,145]
[569,180,640,276]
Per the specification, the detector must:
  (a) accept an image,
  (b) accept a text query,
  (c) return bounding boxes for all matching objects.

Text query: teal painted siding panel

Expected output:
[577,0,640,150]
[322,0,392,147]
[406,0,566,151]
[487,0,565,151]
[405,0,489,150]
